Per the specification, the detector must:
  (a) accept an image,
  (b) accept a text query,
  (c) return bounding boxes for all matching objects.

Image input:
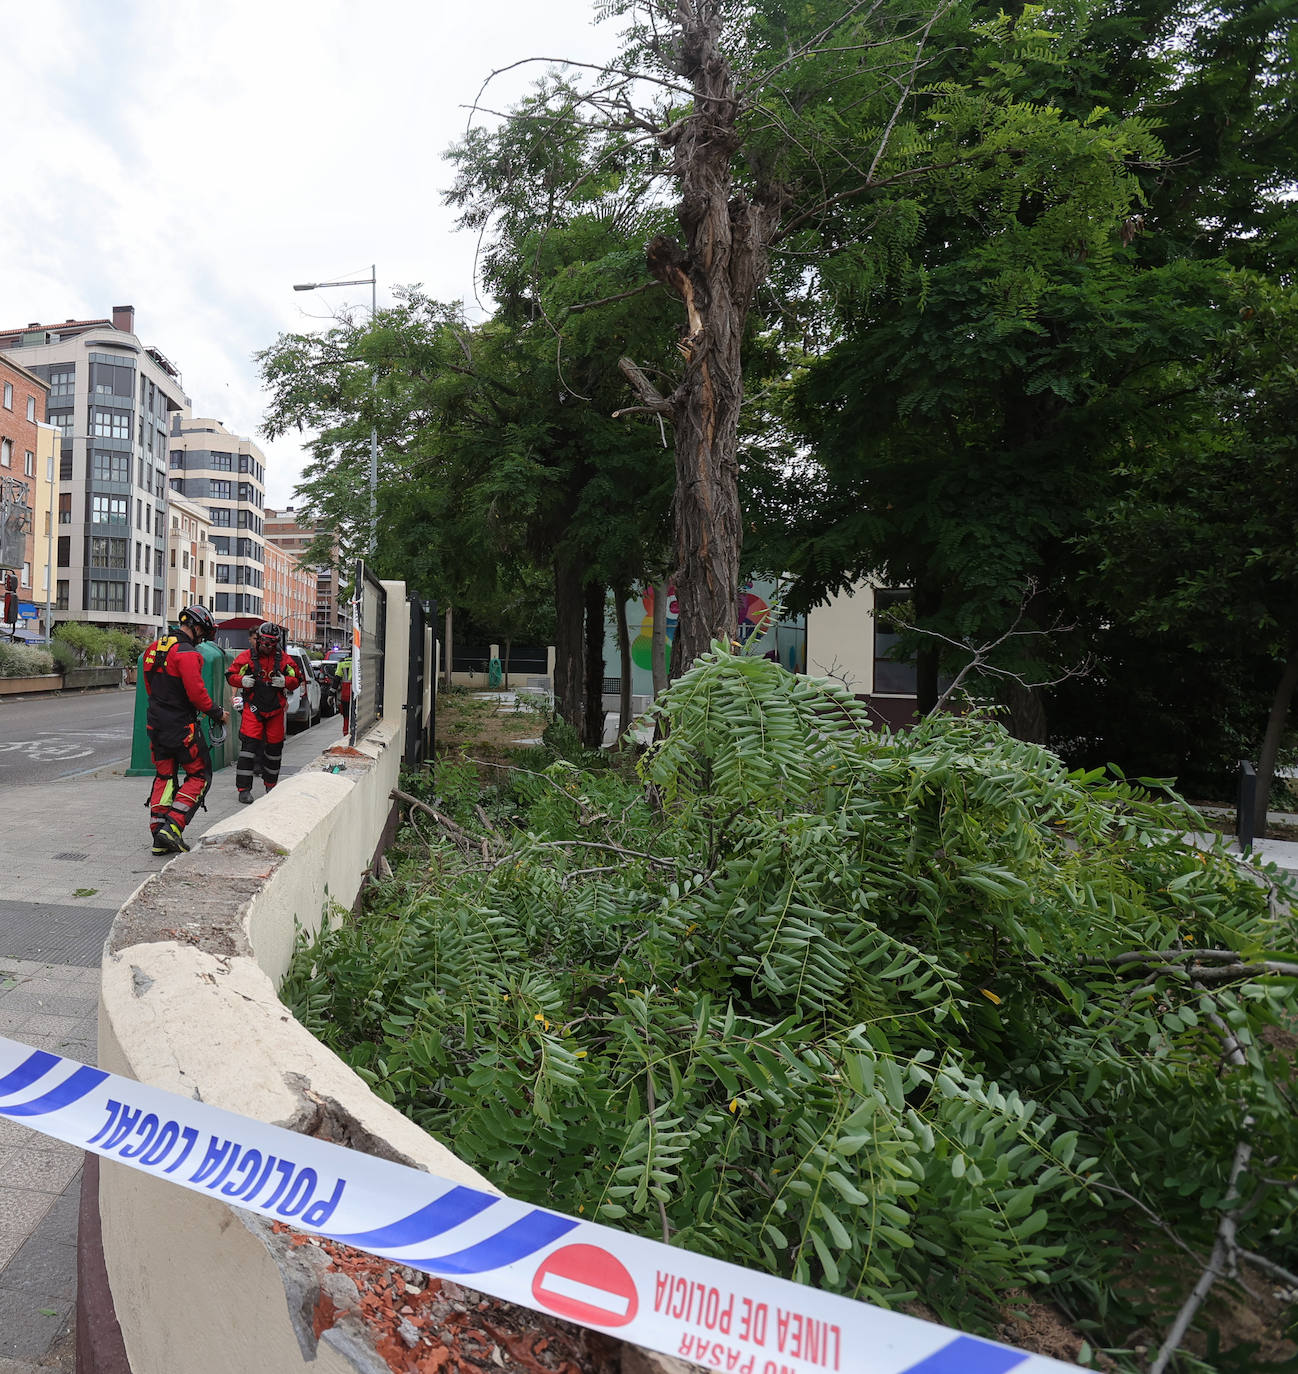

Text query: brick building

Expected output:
[262,537,314,647]
[0,354,50,622]
[264,506,346,652]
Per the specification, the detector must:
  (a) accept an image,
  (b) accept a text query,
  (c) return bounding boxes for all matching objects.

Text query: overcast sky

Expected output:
[0,0,620,508]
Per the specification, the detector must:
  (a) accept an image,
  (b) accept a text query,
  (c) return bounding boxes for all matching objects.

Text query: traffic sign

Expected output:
[532,1243,639,1328]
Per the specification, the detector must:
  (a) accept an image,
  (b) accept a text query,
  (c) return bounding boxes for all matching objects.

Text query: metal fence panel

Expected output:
[349,561,386,745]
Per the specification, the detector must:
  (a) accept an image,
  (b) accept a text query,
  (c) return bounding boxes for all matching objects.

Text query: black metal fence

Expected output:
[349,561,386,746]
[405,595,437,767]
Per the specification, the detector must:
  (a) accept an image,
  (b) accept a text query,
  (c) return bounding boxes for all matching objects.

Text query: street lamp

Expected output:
[292,266,378,559]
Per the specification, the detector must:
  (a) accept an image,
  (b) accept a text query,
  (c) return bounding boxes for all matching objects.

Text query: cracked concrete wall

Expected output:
[95,584,499,1374]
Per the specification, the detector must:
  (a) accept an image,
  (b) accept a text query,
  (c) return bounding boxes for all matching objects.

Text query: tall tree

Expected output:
[450,0,1091,674]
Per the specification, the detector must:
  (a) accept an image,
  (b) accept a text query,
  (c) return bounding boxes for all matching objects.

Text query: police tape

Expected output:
[0,1034,1078,1374]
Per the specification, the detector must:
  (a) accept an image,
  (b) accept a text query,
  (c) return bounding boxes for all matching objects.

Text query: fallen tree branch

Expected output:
[391,788,479,854]
[1149,1126,1255,1374]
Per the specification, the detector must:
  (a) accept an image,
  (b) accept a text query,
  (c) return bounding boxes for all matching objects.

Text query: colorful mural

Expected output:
[614,578,805,696]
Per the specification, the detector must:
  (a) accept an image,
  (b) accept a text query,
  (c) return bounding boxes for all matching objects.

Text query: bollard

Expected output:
[1236,759,1257,855]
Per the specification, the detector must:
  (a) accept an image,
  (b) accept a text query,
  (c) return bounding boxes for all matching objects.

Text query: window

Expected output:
[91,450,129,483]
[89,362,133,398]
[26,396,35,422]
[24,451,34,477]
[87,580,127,612]
[1,439,10,467]
[215,563,231,584]
[89,537,128,570]
[21,561,30,587]
[57,536,70,567]
[873,589,918,695]
[58,493,71,524]
[135,584,141,614]
[215,592,231,612]
[56,579,68,610]
[198,558,204,576]
[169,587,176,609]
[210,479,232,499]
[154,588,163,617]
[50,370,75,399]
[50,411,74,437]
[144,545,151,573]
[169,451,184,469]
[210,451,233,471]
[60,453,72,480]
[182,550,189,570]
[169,548,176,568]
[91,494,129,525]
[135,542,141,572]
[3,381,11,408]
[91,409,130,441]
[209,507,231,527]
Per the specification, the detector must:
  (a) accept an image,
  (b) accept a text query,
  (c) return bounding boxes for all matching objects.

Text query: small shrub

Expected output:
[105,630,143,666]
[48,639,78,672]
[0,642,55,677]
[53,622,112,665]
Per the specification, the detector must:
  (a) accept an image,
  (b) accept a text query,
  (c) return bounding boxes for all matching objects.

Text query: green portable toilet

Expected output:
[127,638,238,777]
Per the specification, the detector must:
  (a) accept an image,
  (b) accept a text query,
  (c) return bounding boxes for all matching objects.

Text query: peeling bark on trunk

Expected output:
[645,1,786,676]
[553,559,585,731]
[583,581,607,749]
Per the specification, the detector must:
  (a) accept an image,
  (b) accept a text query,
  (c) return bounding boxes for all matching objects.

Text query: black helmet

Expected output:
[178,604,216,642]
[255,621,283,654]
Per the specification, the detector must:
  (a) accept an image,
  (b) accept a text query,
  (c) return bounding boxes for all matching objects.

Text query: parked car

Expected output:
[284,646,322,731]
[312,659,339,718]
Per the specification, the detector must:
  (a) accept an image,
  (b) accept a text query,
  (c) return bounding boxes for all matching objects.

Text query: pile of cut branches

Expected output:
[285,652,1298,1369]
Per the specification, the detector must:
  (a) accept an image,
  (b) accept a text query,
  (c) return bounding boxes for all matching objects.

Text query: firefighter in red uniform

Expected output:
[143,604,229,855]
[226,622,302,804]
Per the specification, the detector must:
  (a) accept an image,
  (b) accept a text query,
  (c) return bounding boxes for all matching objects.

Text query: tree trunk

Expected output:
[583,582,606,749]
[553,559,585,731]
[616,587,633,743]
[503,637,511,691]
[1254,650,1298,836]
[1006,681,1048,744]
[652,580,669,696]
[648,1,786,677]
[914,581,941,716]
[443,604,454,690]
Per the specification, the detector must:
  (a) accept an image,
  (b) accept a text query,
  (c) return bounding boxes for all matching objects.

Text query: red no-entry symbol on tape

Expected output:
[532,1243,639,1328]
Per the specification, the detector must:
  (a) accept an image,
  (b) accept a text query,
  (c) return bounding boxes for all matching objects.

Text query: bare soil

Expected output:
[435,690,550,761]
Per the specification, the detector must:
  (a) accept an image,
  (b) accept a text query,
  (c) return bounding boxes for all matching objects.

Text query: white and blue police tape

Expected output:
[0,1034,1078,1374]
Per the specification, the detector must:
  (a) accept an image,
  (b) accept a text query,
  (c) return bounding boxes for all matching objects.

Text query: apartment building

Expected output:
[164,491,216,624]
[0,354,50,616]
[31,420,60,635]
[264,505,346,651]
[168,416,267,621]
[262,537,315,647]
[0,306,186,639]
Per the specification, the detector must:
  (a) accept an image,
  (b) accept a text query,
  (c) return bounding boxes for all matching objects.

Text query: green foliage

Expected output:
[0,642,54,677]
[286,653,1298,1357]
[52,622,114,666]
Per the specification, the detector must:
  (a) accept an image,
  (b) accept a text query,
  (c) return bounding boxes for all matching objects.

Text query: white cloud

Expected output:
[0,0,621,507]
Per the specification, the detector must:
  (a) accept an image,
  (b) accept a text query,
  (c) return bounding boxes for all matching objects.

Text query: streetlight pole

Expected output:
[292,266,378,560]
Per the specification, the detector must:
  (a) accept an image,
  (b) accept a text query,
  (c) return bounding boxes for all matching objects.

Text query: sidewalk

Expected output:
[0,717,342,1372]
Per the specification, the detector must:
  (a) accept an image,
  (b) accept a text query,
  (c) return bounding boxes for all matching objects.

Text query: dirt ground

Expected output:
[435,689,551,759]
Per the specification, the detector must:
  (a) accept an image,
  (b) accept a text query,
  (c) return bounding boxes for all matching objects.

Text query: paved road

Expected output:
[0,688,136,786]
[0,706,337,1371]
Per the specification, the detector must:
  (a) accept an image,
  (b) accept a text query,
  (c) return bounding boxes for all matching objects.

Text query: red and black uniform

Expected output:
[226,645,301,794]
[143,633,218,839]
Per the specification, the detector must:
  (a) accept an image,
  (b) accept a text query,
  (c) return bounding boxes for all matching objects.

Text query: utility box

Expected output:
[126,639,238,777]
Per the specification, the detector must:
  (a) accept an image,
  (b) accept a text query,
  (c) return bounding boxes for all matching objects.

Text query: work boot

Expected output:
[238,789,253,805]
[152,822,189,856]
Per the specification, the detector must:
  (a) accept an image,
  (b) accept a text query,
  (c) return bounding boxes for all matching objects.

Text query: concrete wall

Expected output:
[94,582,501,1374]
